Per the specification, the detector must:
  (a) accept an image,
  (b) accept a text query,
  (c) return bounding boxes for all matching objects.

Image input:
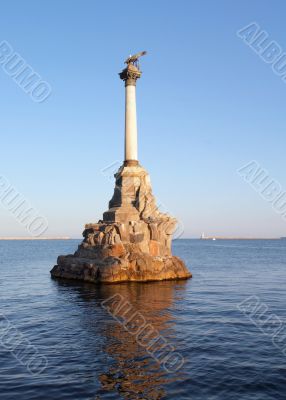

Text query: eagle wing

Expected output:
[125,51,147,64]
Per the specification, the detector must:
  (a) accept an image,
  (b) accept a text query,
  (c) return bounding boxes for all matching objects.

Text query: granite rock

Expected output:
[51,163,191,283]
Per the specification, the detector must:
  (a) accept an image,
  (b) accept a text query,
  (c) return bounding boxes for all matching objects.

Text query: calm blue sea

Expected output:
[0,239,286,400]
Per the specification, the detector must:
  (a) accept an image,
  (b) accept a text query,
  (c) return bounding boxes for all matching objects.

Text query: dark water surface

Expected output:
[0,239,286,399]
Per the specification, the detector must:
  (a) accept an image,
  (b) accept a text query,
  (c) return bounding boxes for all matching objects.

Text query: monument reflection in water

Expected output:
[53,279,188,399]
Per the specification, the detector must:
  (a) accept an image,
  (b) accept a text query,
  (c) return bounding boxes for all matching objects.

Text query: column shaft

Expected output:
[124,85,138,161]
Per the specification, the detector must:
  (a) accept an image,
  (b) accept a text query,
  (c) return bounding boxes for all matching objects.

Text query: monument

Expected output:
[51,52,191,283]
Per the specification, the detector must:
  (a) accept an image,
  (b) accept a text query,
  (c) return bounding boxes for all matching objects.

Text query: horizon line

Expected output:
[0,236,285,241]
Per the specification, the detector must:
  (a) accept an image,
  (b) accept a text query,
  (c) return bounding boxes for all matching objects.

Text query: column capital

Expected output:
[119,64,141,86]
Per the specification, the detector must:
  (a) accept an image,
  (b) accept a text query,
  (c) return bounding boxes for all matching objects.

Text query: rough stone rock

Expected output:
[51,163,192,283]
[51,243,191,283]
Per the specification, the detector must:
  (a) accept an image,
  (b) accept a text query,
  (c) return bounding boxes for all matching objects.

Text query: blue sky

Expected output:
[0,0,286,238]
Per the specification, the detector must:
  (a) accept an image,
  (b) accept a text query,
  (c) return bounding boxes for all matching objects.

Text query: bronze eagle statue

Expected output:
[124,51,147,65]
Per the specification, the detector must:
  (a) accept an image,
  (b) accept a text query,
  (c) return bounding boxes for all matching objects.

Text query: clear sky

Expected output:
[0,0,286,238]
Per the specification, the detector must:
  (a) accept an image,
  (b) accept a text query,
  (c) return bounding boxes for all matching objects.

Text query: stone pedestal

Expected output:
[51,163,191,283]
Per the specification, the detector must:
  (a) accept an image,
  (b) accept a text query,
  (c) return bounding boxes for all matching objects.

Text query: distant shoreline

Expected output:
[178,237,285,240]
[0,237,284,241]
[199,237,283,240]
[0,237,73,240]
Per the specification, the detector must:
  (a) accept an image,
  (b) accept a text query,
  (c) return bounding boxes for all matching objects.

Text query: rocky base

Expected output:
[51,162,192,284]
[50,243,191,284]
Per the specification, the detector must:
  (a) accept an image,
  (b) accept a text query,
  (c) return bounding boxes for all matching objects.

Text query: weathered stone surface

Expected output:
[51,244,191,283]
[51,163,191,283]
[101,243,126,258]
[149,240,160,256]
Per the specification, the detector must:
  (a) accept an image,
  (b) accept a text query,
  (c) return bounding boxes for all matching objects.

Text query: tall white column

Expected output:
[119,62,141,166]
[125,84,138,161]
